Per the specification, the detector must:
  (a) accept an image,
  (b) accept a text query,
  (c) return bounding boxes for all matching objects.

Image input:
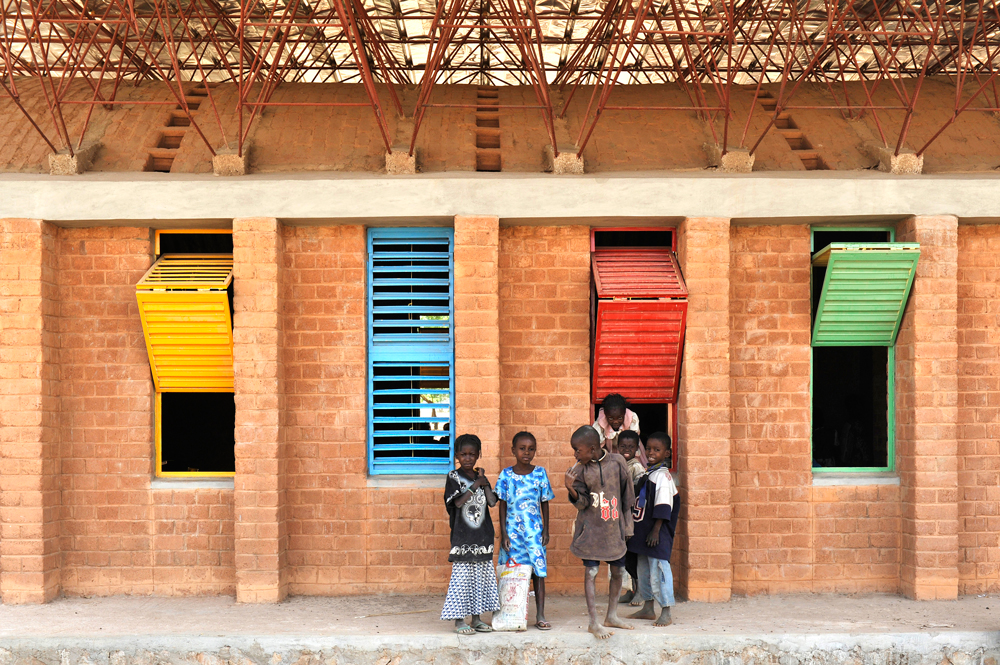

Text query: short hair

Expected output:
[618,430,640,447]
[571,425,601,450]
[512,431,536,446]
[646,431,671,451]
[455,433,482,455]
[601,393,628,414]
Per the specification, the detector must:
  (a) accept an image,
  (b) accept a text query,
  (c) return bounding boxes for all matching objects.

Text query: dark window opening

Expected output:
[156,232,235,324]
[811,230,890,328]
[811,229,892,469]
[160,392,235,473]
[158,232,233,255]
[593,229,674,249]
[628,402,668,448]
[812,347,888,468]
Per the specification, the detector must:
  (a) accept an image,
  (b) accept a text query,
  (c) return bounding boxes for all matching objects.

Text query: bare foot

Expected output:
[654,608,672,627]
[589,622,614,639]
[603,615,634,630]
[618,589,635,604]
[630,595,644,607]
[629,600,656,620]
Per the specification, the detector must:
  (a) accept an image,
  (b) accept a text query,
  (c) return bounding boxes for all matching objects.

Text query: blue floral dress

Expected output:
[496,466,555,577]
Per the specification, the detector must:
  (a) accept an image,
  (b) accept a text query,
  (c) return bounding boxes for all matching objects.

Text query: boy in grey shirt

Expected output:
[565,426,635,639]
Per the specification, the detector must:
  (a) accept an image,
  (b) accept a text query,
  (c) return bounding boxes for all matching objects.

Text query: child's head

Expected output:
[601,393,628,431]
[512,431,537,466]
[570,426,602,465]
[618,430,640,461]
[455,433,482,471]
[645,432,672,466]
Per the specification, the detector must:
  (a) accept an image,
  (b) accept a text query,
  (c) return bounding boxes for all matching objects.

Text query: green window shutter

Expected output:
[811,243,920,347]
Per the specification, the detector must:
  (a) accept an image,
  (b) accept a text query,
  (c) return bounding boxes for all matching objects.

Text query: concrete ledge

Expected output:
[47,143,100,175]
[2,171,1000,222]
[366,475,446,489]
[0,631,997,665]
[812,472,900,486]
[150,478,235,490]
[0,595,998,665]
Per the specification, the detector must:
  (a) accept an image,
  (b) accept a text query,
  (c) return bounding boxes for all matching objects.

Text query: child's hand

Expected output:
[564,466,579,491]
[502,533,510,551]
[472,468,488,489]
[542,530,549,546]
[646,531,659,548]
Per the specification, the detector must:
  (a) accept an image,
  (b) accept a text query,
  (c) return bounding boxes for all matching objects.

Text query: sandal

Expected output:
[471,619,493,633]
[455,623,476,635]
[535,620,552,630]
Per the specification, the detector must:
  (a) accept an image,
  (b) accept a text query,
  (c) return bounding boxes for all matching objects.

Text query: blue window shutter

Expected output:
[367,228,455,475]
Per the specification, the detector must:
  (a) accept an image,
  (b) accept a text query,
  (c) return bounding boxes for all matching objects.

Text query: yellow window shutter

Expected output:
[136,254,234,391]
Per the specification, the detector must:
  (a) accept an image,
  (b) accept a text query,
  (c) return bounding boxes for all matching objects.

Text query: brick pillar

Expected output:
[233,217,287,603]
[676,217,732,602]
[453,216,501,475]
[896,215,959,600]
[0,219,61,604]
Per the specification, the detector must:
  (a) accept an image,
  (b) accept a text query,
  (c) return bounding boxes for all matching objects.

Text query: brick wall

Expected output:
[895,215,959,600]
[729,225,812,594]
[678,217,732,601]
[151,488,235,595]
[498,225,591,593]
[729,225,900,594]
[957,224,1000,594]
[0,219,61,603]
[56,227,156,595]
[281,225,368,594]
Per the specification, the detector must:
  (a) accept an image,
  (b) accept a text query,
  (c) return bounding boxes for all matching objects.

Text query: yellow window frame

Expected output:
[155,392,235,478]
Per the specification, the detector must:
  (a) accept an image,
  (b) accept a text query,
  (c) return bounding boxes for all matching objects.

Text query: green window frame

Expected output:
[810,227,912,474]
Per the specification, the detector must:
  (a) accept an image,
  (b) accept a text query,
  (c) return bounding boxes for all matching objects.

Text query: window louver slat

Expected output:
[136,254,235,392]
[811,243,920,347]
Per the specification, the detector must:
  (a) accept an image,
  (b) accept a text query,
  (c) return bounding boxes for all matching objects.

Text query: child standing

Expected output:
[496,431,555,630]
[616,430,645,606]
[627,432,679,627]
[564,425,635,639]
[593,393,647,465]
[442,433,501,635]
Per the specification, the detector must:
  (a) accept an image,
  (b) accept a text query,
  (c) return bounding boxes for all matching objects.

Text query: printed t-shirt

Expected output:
[627,465,680,561]
[444,469,495,563]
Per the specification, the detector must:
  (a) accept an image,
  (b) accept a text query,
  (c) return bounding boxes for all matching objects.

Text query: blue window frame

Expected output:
[367,227,455,475]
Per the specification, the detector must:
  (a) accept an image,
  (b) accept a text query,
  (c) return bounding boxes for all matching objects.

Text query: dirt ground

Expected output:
[0,593,996,638]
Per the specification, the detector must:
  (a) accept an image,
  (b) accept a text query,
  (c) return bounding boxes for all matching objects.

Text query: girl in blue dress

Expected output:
[496,431,555,630]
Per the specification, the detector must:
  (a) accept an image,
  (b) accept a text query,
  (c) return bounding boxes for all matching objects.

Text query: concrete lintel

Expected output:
[2,171,1000,222]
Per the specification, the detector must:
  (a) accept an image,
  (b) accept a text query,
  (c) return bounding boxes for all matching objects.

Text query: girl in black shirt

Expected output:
[441,434,500,634]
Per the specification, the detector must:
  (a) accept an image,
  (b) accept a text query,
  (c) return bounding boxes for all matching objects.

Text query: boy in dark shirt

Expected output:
[627,432,679,627]
[564,425,635,639]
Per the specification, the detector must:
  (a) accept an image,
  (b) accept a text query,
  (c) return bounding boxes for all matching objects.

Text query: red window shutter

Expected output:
[592,248,688,404]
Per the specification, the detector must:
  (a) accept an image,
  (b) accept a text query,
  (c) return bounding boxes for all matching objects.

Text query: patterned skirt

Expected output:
[440,560,501,620]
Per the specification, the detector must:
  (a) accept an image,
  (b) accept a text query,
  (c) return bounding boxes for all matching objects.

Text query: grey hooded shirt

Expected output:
[568,451,635,561]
